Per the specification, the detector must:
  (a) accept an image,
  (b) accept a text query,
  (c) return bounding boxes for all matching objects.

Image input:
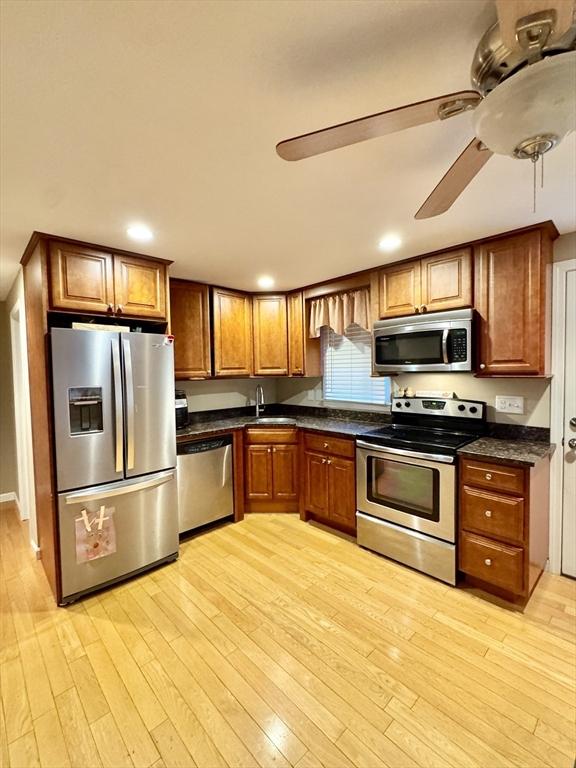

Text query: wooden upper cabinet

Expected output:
[420,248,472,313]
[113,254,167,319]
[379,261,421,318]
[287,291,305,376]
[212,288,253,377]
[169,279,211,379]
[474,230,551,375]
[49,242,114,313]
[252,294,288,376]
[48,241,169,319]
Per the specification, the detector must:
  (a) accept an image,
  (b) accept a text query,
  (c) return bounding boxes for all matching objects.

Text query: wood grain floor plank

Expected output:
[91,712,134,768]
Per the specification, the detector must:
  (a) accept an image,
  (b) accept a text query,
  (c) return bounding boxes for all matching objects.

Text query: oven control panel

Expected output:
[392,397,485,419]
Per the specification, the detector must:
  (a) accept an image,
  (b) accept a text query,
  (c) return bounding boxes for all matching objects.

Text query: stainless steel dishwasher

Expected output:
[177,435,234,534]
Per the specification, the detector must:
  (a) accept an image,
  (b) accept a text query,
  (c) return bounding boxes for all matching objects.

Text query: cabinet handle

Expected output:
[420,305,427,313]
[485,473,492,480]
[326,460,332,465]
[268,448,272,453]
[321,458,327,464]
[484,558,492,566]
[107,303,114,313]
[479,363,486,370]
[116,304,123,314]
[414,306,420,314]
[484,510,492,518]
[323,442,329,449]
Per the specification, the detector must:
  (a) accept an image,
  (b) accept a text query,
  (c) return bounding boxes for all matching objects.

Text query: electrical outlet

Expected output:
[495,395,524,414]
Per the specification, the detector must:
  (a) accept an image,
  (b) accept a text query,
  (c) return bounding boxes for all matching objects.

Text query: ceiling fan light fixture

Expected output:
[472,51,576,158]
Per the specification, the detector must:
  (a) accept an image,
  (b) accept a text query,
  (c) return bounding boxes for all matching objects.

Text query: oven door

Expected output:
[356,443,456,542]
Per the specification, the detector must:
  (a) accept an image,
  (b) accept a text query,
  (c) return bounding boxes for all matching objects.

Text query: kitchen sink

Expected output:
[252,417,296,425]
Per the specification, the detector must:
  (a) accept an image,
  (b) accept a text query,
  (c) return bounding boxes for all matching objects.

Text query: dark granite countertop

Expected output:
[457,437,554,467]
[176,414,379,441]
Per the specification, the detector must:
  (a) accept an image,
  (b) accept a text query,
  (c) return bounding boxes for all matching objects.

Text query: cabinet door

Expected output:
[287,292,305,376]
[272,445,299,501]
[304,451,328,516]
[213,288,253,377]
[379,261,421,318]
[245,445,273,500]
[253,295,288,375]
[327,456,356,529]
[474,231,546,375]
[49,241,114,313]
[420,248,472,313]
[169,280,211,378]
[113,254,167,319]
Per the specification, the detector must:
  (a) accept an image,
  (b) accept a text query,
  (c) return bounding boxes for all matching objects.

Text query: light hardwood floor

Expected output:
[1,502,575,768]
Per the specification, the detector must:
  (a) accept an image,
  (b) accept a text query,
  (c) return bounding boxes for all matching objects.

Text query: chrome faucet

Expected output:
[255,384,265,418]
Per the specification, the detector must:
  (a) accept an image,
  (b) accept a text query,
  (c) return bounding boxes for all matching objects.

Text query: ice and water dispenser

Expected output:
[68,387,103,434]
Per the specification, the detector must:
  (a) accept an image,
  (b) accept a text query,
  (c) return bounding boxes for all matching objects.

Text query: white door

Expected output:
[561,268,576,577]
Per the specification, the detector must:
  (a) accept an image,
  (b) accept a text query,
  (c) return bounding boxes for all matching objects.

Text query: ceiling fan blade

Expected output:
[415,138,493,220]
[496,0,575,50]
[276,91,482,161]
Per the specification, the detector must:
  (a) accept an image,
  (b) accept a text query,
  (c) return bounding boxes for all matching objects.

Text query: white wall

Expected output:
[554,231,576,262]
[179,377,278,413]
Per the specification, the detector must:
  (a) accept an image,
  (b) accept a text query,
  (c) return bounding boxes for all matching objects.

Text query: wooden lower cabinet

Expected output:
[245,428,298,512]
[458,455,549,600]
[301,432,356,533]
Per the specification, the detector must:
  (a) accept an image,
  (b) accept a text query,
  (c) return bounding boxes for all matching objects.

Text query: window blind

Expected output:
[321,324,391,406]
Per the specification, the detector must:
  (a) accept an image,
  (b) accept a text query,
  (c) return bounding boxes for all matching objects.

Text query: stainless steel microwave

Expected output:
[372,308,473,373]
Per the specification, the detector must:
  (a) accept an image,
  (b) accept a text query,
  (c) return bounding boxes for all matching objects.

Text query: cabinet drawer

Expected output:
[461,486,525,544]
[303,432,355,458]
[460,532,524,594]
[245,428,298,445]
[461,459,525,495]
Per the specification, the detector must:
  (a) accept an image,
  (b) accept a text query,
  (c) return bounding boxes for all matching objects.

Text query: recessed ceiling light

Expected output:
[257,275,275,289]
[378,233,402,252]
[126,223,154,242]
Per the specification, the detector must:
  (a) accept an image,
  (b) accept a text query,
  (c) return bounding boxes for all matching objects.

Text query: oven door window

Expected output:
[375,330,444,366]
[367,456,439,521]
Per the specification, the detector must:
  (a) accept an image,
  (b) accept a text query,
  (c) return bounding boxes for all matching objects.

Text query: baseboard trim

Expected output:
[0,492,17,504]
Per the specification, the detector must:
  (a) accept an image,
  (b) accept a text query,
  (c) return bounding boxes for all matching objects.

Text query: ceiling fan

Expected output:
[276,0,576,219]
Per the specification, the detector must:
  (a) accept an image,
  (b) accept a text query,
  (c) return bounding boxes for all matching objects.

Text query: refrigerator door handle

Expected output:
[111,337,124,473]
[122,338,135,470]
[64,470,175,504]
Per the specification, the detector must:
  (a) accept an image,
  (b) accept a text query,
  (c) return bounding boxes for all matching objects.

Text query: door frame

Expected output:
[9,288,38,550]
[549,258,576,574]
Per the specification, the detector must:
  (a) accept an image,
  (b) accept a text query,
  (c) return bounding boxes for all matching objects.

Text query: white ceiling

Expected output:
[1,0,575,299]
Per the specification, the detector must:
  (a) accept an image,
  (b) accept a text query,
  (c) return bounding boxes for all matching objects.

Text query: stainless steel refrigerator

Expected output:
[51,328,178,604]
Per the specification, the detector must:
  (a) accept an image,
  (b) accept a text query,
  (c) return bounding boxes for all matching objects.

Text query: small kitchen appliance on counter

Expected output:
[175,389,189,430]
[51,328,178,604]
[356,396,486,585]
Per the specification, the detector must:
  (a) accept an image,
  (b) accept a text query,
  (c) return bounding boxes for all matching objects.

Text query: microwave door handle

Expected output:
[111,338,124,473]
[441,329,449,364]
[122,338,135,470]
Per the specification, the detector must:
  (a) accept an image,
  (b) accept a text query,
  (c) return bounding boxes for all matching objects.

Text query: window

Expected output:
[321,324,391,407]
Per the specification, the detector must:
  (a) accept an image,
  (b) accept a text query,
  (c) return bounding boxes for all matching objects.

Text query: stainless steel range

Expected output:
[356,396,486,585]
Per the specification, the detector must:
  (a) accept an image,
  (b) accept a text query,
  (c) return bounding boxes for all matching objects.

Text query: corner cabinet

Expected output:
[212,287,253,377]
[474,230,553,375]
[169,279,211,379]
[244,428,299,512]
[378,248,472,318]
[301,432,356,533]
[49,240,169,319]
[252,294,288,376]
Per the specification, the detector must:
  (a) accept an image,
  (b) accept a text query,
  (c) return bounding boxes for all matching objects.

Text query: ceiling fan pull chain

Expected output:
[541,151,544,189]
[532,153,537,213]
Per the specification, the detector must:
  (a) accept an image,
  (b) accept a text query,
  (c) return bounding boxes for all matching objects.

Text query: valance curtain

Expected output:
[309,288,370,338]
